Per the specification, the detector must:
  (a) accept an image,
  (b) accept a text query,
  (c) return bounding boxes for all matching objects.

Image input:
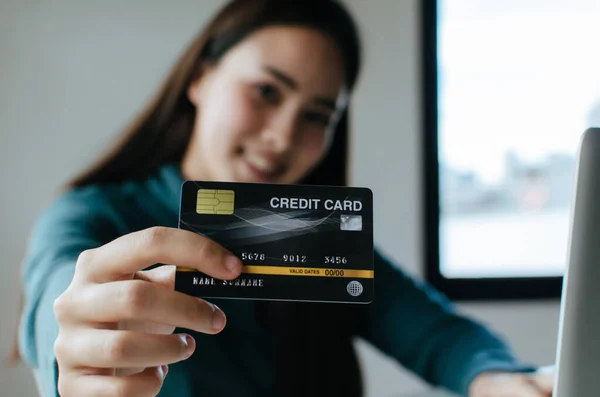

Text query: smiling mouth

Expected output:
[241,152,286,182]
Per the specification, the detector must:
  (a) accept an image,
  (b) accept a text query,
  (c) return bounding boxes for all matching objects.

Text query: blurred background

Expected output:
[4,0,598,395]
[437,0,600,280]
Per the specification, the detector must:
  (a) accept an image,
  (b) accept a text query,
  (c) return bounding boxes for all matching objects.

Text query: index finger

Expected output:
[78,227,242,283]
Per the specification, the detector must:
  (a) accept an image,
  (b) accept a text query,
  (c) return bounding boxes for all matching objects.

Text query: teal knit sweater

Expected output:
[18,163,535,397]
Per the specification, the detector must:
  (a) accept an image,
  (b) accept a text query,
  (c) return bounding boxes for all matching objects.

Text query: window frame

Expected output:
[420,0,563,301]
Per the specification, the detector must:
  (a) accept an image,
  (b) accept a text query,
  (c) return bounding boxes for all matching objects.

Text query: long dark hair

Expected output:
[13,1,365,396]
[68,0,360,189]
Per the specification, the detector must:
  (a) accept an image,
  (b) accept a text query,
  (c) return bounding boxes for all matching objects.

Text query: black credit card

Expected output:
[175,180,374,304]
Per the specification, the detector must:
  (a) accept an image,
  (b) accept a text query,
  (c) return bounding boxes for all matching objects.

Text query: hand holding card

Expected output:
[52,226,242,396]
[175,181,375,304]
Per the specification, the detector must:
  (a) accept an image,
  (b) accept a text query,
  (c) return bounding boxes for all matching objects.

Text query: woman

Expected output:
[17,1,554,396]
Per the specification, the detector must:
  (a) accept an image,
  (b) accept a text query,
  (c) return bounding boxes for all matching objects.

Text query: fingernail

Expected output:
[162,365,169,378]
[225,255,241,273]
[181,334,195,358]
[204,300,217,312]
[211,305,226,330]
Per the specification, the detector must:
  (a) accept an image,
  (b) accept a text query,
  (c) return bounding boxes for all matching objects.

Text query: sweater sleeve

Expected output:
[18,188,120,397]
[357,249,537,396]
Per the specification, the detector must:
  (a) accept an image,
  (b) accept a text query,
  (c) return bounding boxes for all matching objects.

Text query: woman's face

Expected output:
[182,25,347,184]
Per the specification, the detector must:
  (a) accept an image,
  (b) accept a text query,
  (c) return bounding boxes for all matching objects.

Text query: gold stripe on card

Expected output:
[176,267,197,272]
[241,265,374,279]
[176,266,374,278]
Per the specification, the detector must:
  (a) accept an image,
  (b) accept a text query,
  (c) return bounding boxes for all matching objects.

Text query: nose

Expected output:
[261,110,297,153]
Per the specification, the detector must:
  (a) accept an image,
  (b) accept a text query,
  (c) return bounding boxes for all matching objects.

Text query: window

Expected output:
[422,0,600,300]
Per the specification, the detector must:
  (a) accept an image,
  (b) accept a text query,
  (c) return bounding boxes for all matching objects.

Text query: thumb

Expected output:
[120,265,177,334]
[136,264,176,288]
[528,366,555,394]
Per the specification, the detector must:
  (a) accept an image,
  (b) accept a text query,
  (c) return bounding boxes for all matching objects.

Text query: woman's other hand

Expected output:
[52,226,242,397]
[469,365,554,397]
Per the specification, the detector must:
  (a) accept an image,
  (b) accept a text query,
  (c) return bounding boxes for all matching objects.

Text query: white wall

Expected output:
[0,1,560,396]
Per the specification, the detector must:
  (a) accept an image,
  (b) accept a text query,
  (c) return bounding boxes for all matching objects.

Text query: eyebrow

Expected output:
[263,65,338,111]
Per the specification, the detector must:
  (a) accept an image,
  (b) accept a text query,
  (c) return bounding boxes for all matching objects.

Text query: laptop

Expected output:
[553,127,600,396]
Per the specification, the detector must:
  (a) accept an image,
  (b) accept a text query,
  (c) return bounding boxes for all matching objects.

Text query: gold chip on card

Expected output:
[196,189,235,215]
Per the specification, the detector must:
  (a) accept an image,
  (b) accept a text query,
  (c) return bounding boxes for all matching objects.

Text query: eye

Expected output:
[303,111,331,127]
[256,83,281,104]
